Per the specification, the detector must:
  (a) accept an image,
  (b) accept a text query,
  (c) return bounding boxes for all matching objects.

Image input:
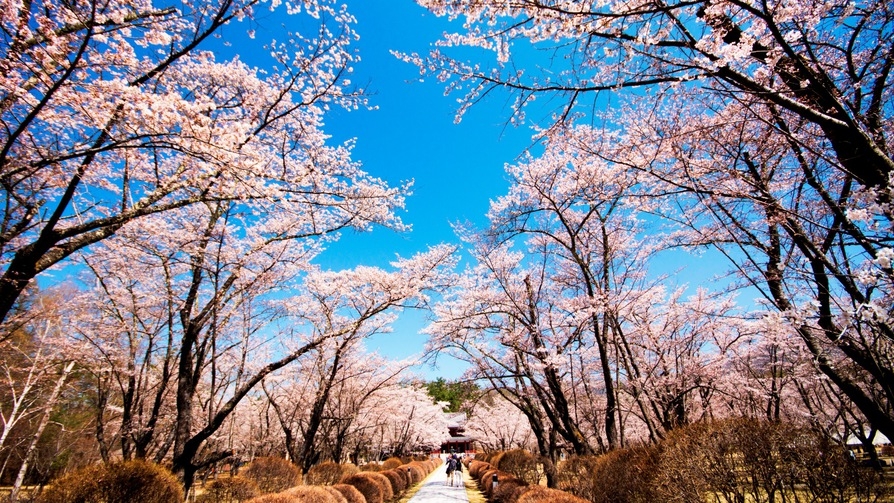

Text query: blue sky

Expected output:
[320,2,536,266]
[225,2,737,380]
[308,3,539,379]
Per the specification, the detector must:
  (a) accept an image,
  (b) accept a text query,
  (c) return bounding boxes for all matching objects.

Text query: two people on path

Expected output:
[445,453,463,486]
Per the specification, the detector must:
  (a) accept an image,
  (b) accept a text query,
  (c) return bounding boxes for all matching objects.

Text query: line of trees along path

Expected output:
[411,0,894,455]
[0,0,456,494]
[2,0,893,497]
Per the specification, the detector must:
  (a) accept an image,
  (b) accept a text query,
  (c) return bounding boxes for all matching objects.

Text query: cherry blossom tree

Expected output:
[426,242,580,464]
[259,249,456,471]
[315,355,416,464]
[720,312,815,423]
[75,196,454,490]
[354,383,448,459]
[263,351,415,471]
[616,91,894,442]
[407,0,894,442]
[259,351,420,466]
[403,0,892,190]
[76,238,180,463]
[0,0,404,328]
[464,391,536,453]
[428,123,665,453]
[615,287,745,441]
[0,290,90,502]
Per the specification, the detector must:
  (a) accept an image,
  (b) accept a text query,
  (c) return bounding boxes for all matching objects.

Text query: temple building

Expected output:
[440,412,475,454]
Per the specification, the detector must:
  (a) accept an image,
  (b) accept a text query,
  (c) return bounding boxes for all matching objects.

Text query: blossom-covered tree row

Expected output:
[1,0,892,498]
[0,0,450,496]
[411,0,894,458]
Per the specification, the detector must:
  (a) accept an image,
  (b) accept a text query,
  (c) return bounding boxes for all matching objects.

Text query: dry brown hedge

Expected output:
[243,457,302,494]
[381,457,403,470]
[468,460,492,479]
[380,469,407,494]
[282,485,341,503]
[321,486,348,503]
[516,486,590,503]
[400,463,425,484]
[491,478,529,503]
[197,476,260,503]
[340,473,384,503]
[365,471,394,501]
[652,418,890,503]
[36,459,183,503]
[494,449,543,485]
[477,468,499,490]
[489,451,506,468]
[332,484,365,503]
[305,462,358,486]
[244,494,299,503]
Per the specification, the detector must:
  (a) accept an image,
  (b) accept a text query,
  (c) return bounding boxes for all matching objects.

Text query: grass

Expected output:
[464,475,487,503]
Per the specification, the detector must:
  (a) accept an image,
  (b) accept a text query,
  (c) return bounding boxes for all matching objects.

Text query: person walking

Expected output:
[453,455,464,486]
[445,455,456,486]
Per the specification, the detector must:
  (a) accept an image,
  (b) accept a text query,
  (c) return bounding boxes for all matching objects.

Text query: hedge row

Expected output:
[35,456,442,503]
[466,456,586,503]
[553,419,891,503]
[35,460,184,503]
[475,418,892,503]
[246,458,441,503]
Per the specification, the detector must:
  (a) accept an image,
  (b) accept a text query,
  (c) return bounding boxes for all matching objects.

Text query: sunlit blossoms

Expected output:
[413,0,894,450]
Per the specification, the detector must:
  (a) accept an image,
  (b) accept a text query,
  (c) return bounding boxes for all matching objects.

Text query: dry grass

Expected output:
[464,476,487,503]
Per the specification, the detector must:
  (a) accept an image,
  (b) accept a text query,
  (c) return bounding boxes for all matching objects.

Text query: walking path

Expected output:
[406,460,478,503]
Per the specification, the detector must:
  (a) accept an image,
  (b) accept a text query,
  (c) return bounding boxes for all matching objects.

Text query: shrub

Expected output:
[381,457,403,470]
[364,471,394,501]
[244,457,302,494]
[652,418,891,503]
[197,476,260,503]
[245,495,299,503]
[36,460,184,503]
[400,463,425,484]
[586,446,660,503]
[492,477,528,503]
[477,451,497,464]
[341,473,384,503]
[516,486,589,503]
[321,486,348,503]
[380,469,407,494]
[556,455,599,501]
[507,485,536,503]
[478,468,500,490]
[772,422,889,503]
[282,486,340,503]
[489,451,506,469]
[397,467,412,487]
[468,460,491,478]
[332,483,365,503]
[495,449,543,486]
[483,471,516,499]
[651,421,719,503]
[305,462,358,486]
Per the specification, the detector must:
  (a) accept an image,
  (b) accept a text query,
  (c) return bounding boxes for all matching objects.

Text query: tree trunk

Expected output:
[8,361,75,502]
